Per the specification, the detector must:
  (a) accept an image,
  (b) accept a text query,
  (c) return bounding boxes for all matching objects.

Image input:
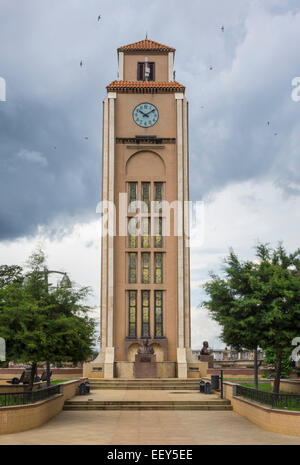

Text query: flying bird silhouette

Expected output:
[267,121,270,125]
[98,15,101,21]
[221,25,224,32]
[209,66,213,70]
[80,60,83,67]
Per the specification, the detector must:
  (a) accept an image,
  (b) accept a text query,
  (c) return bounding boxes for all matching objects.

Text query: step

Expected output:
[63,403,232,411]
[63,405,233,411]
[88,379,202,390]
[65,400,231,406]
[63,398,232,411]
[90,384,199,391]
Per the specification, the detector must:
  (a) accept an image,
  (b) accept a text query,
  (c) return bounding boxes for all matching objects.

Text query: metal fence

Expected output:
[236,385,300,410]
[0,385,61,407]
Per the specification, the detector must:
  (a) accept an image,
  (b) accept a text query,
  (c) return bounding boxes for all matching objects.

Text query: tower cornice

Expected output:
[106,80,185,93]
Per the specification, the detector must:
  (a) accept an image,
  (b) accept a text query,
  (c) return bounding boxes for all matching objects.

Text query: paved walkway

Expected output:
[71,389,220,402]
[1,388,300,444]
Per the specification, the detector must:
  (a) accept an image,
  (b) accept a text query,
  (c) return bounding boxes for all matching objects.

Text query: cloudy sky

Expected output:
[1,0,300,349]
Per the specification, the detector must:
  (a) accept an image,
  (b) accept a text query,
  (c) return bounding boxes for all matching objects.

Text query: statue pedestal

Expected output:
[134,353,157,378]
[199,354,214,368]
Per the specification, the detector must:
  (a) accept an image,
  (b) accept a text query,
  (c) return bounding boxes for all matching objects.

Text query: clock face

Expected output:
[133,103,159,128]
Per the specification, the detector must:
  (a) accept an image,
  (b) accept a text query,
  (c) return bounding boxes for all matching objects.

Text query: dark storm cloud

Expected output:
[0,0,300,240]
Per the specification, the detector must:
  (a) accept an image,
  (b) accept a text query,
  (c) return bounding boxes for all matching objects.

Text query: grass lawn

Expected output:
[239,382,300,411]
[50,379,68,384]
[240,382,273,392]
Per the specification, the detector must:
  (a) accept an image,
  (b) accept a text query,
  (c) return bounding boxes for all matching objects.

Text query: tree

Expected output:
[0,265,23,287]
[203,250,266,389]
[0,248,96,389]
[251,244,300,393]
[203,243,300,393]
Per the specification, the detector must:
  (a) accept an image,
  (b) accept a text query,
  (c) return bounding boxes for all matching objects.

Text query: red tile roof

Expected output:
[107,80,185,93]
[118,39,175,53]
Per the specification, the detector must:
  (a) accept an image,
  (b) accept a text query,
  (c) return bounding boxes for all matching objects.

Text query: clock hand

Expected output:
[145,109,155,116]
[138,109,148,117]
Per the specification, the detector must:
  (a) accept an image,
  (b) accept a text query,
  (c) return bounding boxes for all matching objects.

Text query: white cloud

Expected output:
[17,149,48,167]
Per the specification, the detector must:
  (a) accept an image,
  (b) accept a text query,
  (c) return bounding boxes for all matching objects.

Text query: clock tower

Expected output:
[86,38,201,379]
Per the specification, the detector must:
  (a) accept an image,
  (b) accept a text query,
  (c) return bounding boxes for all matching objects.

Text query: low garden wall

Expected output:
[0,368,83,381]
[223,381,300,437]
[270,379,300,395]
[208,368,270,378]
[0,378,86,435]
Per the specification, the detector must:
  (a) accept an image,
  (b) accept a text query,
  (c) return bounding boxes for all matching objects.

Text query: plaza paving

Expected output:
[0,389,300,444]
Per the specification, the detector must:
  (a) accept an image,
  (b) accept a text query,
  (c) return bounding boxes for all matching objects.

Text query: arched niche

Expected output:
[126,150,165,177]
[150,343,164,362]
[127,343,141,362]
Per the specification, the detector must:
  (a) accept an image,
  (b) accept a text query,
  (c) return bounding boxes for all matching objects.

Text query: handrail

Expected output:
[236,384,300,410]
[0,385,61,407]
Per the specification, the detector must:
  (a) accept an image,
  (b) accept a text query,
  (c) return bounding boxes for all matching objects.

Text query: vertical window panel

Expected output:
[128,253,137,283]
[141,217,150,248]
[154,217,163,248]
[128,182,137,213]
[154,291,163,338]
[128,291,137,338]
[141,182,150,213]
[141,290,150,338]
[154,253,163,284]
[141,253,151,284]
[128,217,138,248]
[154,182,163,213]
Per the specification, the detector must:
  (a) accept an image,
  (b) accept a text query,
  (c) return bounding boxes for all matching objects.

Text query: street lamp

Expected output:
[43,268,71,387]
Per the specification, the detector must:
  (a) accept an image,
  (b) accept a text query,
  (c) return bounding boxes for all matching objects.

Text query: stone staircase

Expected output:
[63,378,233,411]
[63,399,232,411]
[87,378,202,390]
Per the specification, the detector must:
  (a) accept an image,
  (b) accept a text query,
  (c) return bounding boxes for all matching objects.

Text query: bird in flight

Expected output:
[209,66,213,70]
[221,25,224,32]
[267,121,270,125]
[98,15,101,21]
[80,60,83,67]
[274,132,278,136]
[84,137,89,140]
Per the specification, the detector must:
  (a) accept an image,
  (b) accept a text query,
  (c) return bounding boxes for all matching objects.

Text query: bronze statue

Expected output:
[138,339,154,355]
[200,340,210,355]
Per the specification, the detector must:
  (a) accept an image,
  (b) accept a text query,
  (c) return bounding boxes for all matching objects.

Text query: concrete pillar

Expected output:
[118,52,124,80]
[104,92,116,378]
[175,92,187,378]
[168,52,174,81]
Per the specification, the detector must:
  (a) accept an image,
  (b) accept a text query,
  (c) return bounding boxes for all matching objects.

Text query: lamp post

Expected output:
[43,268,71,387]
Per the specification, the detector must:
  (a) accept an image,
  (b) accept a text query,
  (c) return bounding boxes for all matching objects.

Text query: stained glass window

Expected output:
[154,182,163,213]
[128,253,137,283]
[154,253,163,284]
[141,182,150,213]
[128,217,138,248]
[154,217,163,248]
[141,253,150,284]
[154,291,163,338]
[141,290,150,338]
[141,217,150,248]
[128,182,137,213]
[128,290,137,337]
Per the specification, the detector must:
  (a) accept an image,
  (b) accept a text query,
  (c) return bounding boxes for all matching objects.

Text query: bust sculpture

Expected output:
[200,340,210,355]
[137,339,154,355]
